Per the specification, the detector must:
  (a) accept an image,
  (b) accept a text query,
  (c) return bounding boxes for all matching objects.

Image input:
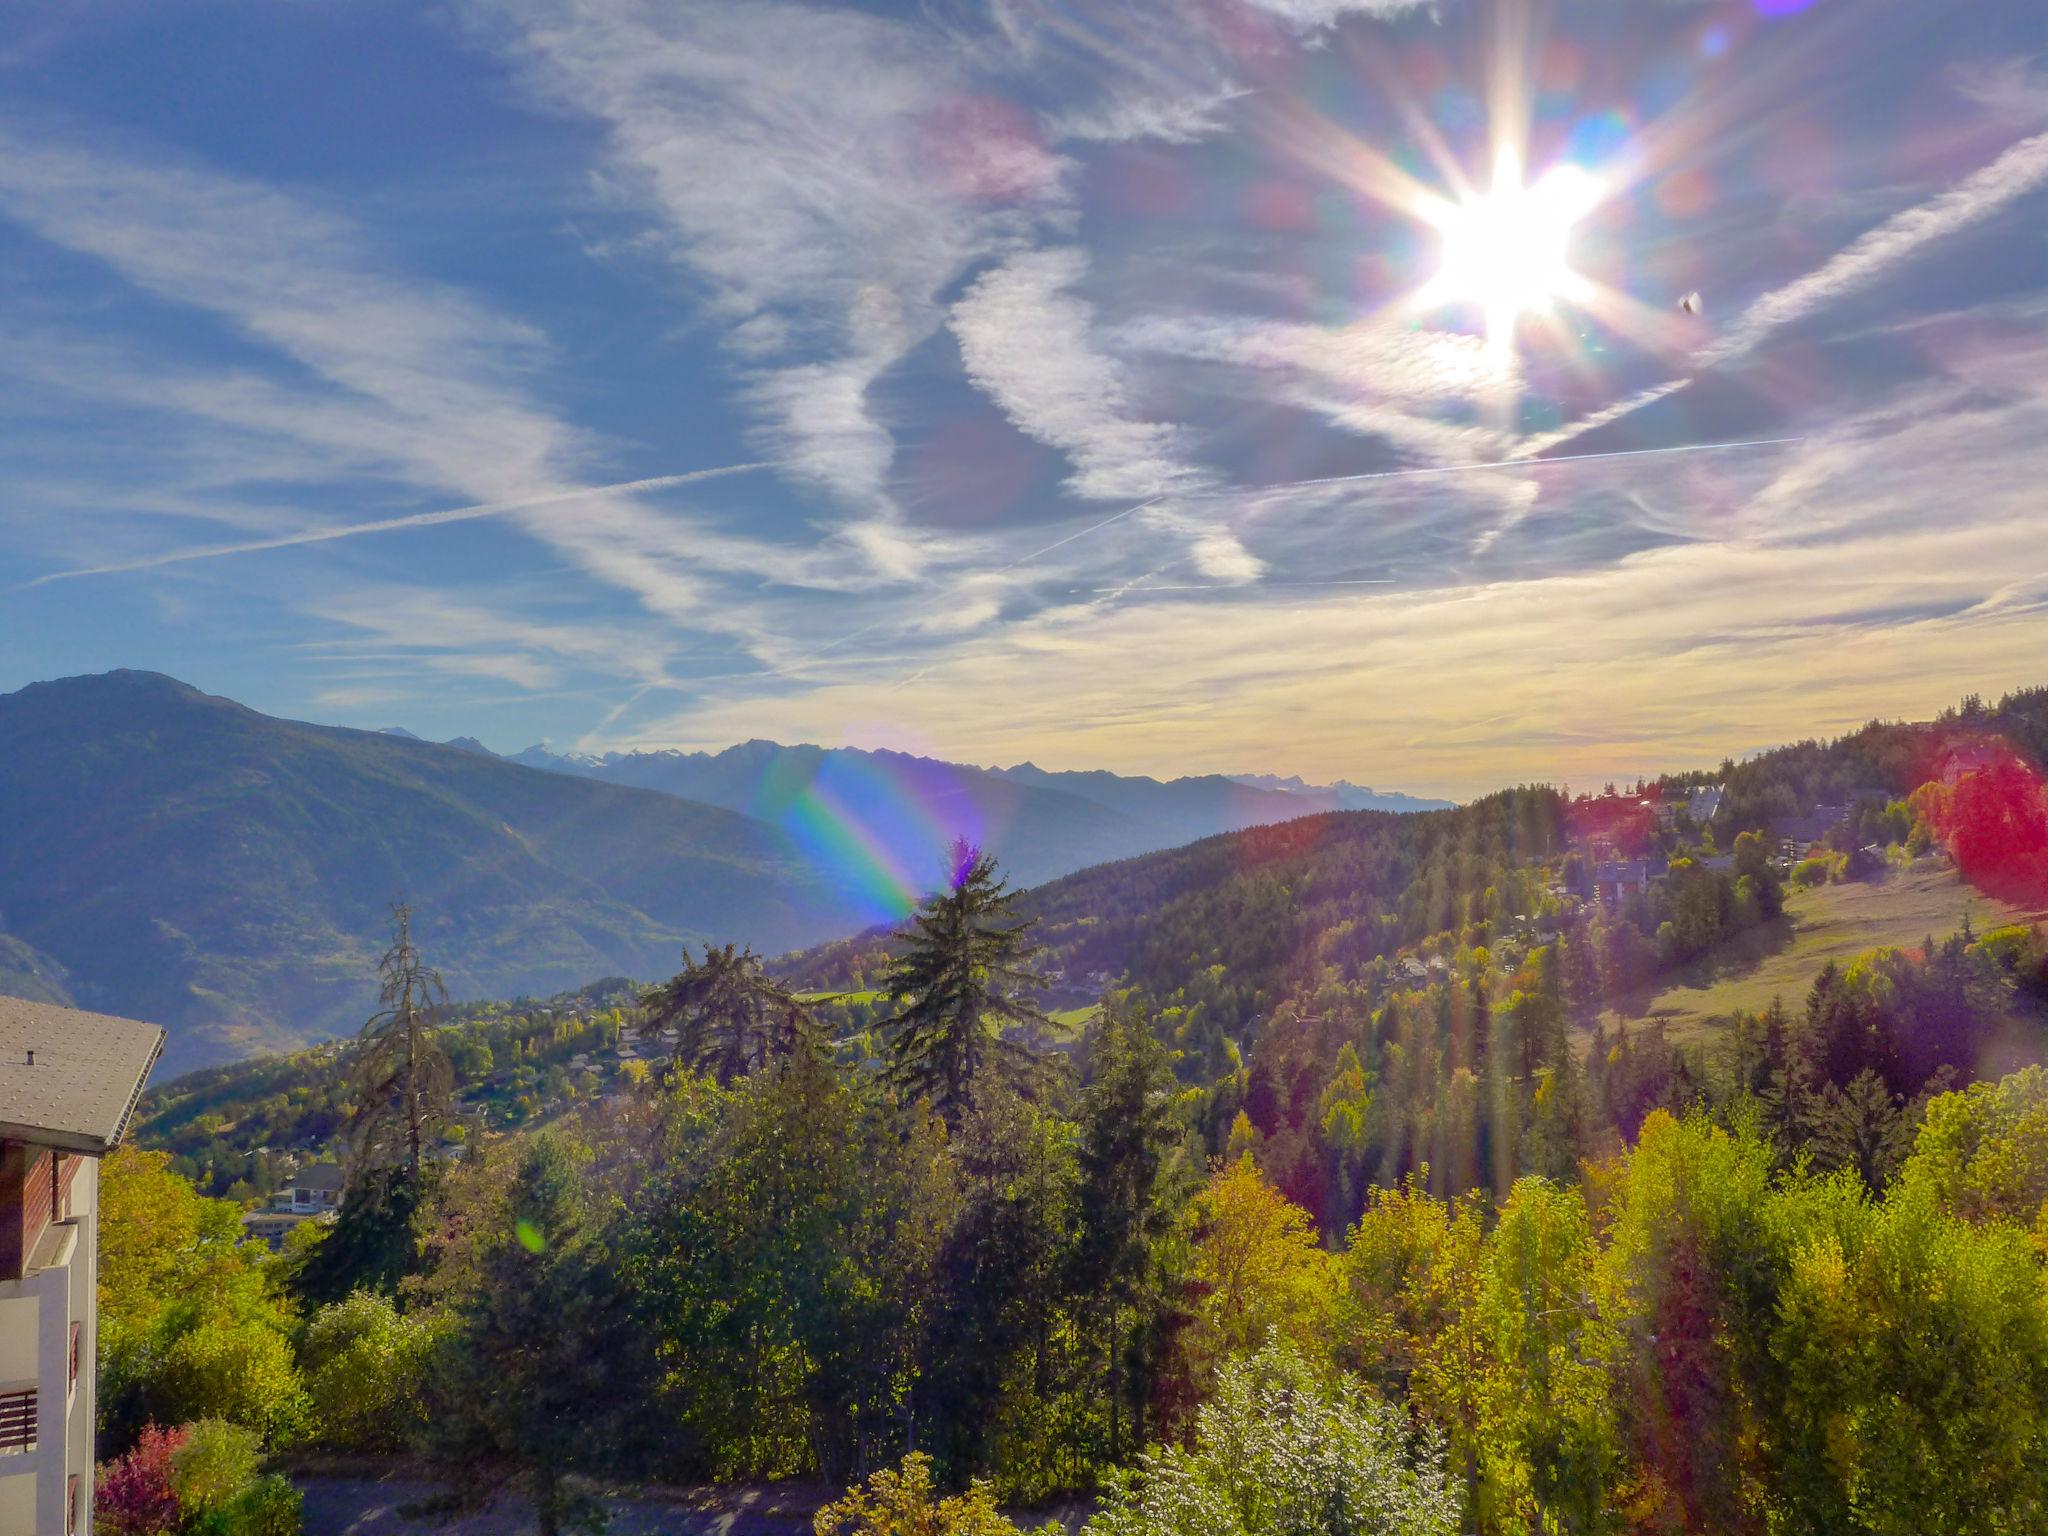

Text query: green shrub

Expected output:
[168,1420,261,1521]
[1085,1341,1459,1536]
[225,1474,301,1536]
[1791,855,1836,888]
[300,1291,434,1451]
[153,1323,310,1444]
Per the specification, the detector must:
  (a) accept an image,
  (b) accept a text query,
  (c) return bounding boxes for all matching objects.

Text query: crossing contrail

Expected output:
[1217,434,1803,498]
[21,461,776,587]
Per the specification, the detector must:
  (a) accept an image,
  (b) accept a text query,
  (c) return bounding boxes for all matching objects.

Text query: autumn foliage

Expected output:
[1917,754,2048,904]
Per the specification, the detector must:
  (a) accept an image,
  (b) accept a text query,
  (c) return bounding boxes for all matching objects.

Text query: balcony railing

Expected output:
[0,1386,35,1452]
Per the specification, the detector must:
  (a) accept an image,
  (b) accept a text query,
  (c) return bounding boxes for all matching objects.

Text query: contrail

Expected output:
[1002,495,1162,569]
[1093,578,1398,592]
[1523,129,2048,458]
[1225,435,1803,497]
[21,461,775,587]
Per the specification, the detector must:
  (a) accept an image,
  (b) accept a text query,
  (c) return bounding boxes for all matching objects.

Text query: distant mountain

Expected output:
[995,762,1455,831]
[0,930,74,1008]
[0,672,877,1072]
[503,741,1452,890]
[1224,773,1451,814]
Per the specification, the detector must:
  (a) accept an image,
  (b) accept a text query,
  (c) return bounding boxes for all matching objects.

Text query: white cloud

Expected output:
[1243,0,1442,27]
[0,120,930,689]
[952,247,1206,501]
[473,0,1070,537]
[1190,531,1266,582]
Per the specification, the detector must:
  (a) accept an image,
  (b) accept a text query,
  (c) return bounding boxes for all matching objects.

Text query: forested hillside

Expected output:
[0,671,873,1071]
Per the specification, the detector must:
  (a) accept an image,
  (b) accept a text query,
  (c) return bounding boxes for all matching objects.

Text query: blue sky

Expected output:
[2,0,2046,799]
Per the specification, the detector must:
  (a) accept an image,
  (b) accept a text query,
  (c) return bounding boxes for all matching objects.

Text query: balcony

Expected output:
[0,1386,33,1453]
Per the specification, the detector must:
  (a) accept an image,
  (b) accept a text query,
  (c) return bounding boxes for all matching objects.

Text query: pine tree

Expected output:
[1071,1002,1190,1460]
[349,904,453,1180]
[642,942,819,1084]
[880,841,1050,1121]
[427,1136,635,1535]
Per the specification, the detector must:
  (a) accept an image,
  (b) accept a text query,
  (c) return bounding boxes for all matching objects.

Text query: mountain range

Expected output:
[0,671,1447,1070]
[481,738,1449,891]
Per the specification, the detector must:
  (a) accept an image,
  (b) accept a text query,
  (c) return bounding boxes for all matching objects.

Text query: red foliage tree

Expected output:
[1934,758,2048,904]
[95,1423,188,1536]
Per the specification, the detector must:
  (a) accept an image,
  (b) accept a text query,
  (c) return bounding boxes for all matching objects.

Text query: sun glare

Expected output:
[1418,149,1604,348]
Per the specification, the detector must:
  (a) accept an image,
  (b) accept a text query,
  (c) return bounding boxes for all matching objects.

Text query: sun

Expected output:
[1417,149,1604,347]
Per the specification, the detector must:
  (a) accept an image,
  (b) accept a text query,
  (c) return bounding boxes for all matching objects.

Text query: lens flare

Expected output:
[1416,147,1605,349]
[752,749,995,925]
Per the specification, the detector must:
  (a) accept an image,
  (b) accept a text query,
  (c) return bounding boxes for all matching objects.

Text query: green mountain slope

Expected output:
[0,671,871,1070]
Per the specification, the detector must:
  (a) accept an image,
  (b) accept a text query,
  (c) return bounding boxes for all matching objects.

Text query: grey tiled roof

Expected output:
[0,996,166,1154]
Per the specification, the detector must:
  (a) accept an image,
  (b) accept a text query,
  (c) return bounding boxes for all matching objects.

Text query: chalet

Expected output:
[1941,743,2001,787]
[1,998,165,1536]
[1592,859,1653,908]
[243,1160,346,1251]
[274,1161,344,1215]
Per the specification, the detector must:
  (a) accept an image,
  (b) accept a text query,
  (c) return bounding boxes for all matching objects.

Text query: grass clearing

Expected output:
[1046,1004,1101,1037]
[1602,863,2048,1048]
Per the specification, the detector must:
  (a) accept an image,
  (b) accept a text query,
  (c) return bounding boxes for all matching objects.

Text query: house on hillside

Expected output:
[243,1160,346,1251]
[275,1161,344,1215]
[1687,785,1724,824]
[1771,805,1849,853]
[1,997,166,1536]
[1941,743,2000,787]
[1593,859,1653,908]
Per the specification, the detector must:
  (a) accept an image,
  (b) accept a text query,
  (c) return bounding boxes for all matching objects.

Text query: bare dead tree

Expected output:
[348,902,454,1180]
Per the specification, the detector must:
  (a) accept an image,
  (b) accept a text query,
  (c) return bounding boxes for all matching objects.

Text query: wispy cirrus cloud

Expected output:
[1531,126,2048,453]
[472,0,1071,549]
[0,116,936,690]
[1696,128,2048,370]
[952,247,1206,502]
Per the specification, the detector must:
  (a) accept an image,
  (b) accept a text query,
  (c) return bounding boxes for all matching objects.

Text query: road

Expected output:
[295,1474,828,1536]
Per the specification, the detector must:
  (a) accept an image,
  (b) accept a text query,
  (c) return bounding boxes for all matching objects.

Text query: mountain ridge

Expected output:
[0,671,870,1071]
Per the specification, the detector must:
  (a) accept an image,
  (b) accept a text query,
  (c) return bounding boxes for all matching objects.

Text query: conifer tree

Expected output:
[349,903,453,1180]
[642,941,819,1084]
[1072,1001,1191,1459]
[880,841,1050,1122]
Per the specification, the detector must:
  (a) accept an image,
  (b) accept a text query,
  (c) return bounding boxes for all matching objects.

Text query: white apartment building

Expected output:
[1,999,165,1536]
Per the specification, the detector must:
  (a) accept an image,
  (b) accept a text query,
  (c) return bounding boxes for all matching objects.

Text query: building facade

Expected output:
[0,1000,165,1536]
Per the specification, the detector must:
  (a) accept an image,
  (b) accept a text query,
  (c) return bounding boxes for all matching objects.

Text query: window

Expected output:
[0,1388,34,1453]
[70,1321,81,1388]
[68,1473,79,1533]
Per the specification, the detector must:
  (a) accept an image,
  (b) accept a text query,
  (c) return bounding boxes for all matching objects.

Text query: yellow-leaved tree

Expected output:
[1187,1154,1333,1370]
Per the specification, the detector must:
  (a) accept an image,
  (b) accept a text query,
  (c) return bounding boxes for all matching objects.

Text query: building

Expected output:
[274,1161,344,1216]
[1592,859,1653,908]
[1687,784,1724,824]
[241,1161,346,1251]
[1,998,165,1536]
[1771,804,1850,853]
[1941,742,2001,787]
